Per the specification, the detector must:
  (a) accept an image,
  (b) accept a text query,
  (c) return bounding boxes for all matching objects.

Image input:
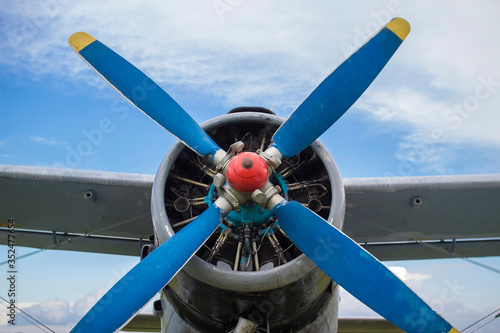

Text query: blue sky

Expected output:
[1,0,500,332]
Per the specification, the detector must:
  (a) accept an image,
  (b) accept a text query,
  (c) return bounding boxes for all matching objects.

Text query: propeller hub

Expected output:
[226,152,269,193]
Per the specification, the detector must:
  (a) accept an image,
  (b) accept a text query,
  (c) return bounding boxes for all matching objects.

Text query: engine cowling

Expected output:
[151,109,345,332]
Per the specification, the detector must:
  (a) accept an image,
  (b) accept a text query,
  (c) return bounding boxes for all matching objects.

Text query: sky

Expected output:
[0,0,499,332]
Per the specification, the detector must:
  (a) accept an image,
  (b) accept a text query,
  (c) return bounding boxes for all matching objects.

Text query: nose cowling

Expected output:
[226,152,269,193]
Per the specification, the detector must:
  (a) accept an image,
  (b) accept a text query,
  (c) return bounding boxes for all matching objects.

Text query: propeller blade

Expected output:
[68,32,223,162]
[270,18,410,158]
[70,204,224,333]
[274,200,459,333]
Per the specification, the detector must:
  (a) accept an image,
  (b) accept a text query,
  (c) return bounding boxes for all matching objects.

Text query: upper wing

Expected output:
[343,174,500,261]
[2,165,499,260]
[0,165,154,256]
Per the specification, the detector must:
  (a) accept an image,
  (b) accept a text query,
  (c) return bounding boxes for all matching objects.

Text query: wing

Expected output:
[342,174,500,261]
[3,165,499,260]
[0,164,154,256]
[120,316,405,333]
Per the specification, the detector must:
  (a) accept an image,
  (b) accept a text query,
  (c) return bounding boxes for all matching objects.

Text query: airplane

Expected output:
[1,16,500,332]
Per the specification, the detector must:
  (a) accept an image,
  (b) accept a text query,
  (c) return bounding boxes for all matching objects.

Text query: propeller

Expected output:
[273,200,459,333]
[70,202,227,333]
[264,18,458,332]
[69,17,459,333]
[68,32,224,163]
[270,17,410,158]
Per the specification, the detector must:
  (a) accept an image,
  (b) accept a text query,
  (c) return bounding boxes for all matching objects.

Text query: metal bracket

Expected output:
[216,141,244,173]
[260,146,282,170]
[213,173,245,213]
[52,230,60,247]
[251,182,282,209]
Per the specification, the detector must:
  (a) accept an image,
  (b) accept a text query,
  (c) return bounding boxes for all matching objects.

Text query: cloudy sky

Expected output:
[1,0,499,332]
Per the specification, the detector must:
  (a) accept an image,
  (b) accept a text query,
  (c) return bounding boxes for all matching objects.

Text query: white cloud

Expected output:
[356,76,500,173]
[0,288,132,332]
[21,298,74,324]
[402,2,500,95]
[0,1,427,115]
[338,287,380,318]
[0,287,157,332]
[339,266,430,318]
[0,299,75,332]
[388,266,430,282]
[0,302,33,326]
[1,1,352,113]
[2,1,498,174]
[72,288,106,318]
[0,289,102,330]
[30,135,68,145]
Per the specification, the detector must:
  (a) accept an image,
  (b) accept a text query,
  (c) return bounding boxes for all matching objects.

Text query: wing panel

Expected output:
[0,229,142,256]
[342,175,500,260]
[338,318,402,332]
[364,239,500,261]
[343,174,500,242]
[0,165,154,254]
[122,314,160,332]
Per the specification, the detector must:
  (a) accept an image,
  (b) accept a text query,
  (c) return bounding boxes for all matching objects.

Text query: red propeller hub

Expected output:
[226,152,269,193]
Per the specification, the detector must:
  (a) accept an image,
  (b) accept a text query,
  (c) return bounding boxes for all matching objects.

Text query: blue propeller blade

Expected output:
[270,18,410,158]
[273,200,459,333]
[70,204,223,333]
[68,32,222,162]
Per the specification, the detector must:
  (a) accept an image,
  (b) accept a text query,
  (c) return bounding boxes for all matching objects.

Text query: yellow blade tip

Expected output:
[68,32,96,52]
[386,17,410,40]
[449,329,460,333]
